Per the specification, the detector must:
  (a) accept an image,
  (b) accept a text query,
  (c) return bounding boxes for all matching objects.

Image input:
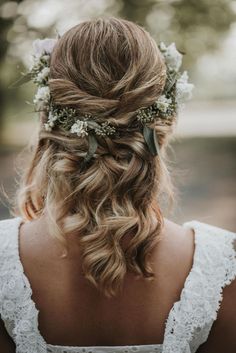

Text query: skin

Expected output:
[0,215,235,352]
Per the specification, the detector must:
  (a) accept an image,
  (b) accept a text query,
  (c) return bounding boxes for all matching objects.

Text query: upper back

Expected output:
[17,215,195,346]
[0,216,235,353]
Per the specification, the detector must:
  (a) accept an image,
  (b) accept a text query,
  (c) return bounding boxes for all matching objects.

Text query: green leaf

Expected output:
[143,125,159,156]
[165,71,178,93]
[84,134,98,163]
[87,120,100,129]
[8,72,32,89]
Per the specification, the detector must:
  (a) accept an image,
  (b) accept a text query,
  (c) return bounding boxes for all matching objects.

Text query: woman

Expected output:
[0,17,235,353]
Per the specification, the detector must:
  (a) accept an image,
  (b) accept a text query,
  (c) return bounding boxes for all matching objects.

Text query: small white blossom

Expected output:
[48,111,58,127]
[44,123,52,131]
[40,54,50,64]
[162,43,182,72]
[33,86,50,110]
[70,120,88,137]
[159,42,167,51]
[35,67,50,84]
[32,38,57,57]
[176,71,194,105]
[44,111,57,131]
[155,95,172,113]
[30,54,50,71]
[30,51,50,74]
[48,111,57,122]
[34,86,50,105]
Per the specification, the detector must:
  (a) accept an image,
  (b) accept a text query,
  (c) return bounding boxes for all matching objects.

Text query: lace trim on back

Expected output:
[0,217,47,353]
[46,344,162,353]
[0,217,163,353]
[0,218,235,353]
[162,221,236,353]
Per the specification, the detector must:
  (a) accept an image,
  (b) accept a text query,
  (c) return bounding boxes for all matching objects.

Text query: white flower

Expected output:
[34,86,50,101]
[32,38,57,57]
[44,123,52,132]
[44,111,57,131]
[176,71,194,105]
[30,54,50,71]
[47,111,58,128]
[33,86,50,110]
[41,54,50,63]
[70,120,88,137]
[35,67,50,84]
[49,111,57,121]
[162,43,183,72]
[155,95,172,113]
[159,42,167,51]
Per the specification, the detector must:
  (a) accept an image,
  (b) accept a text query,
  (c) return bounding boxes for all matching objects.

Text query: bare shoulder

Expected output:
[159,218,195,261]
[153,218,195,287]
[162,217,194,240]
[0,318,15,353]
[19,216,64,262]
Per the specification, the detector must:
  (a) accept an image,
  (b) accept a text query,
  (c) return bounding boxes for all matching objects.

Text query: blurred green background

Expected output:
[0,0,235,230]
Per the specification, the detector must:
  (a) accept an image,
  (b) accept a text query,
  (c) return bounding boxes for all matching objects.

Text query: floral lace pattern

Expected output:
[0,217,235,353]
[46,344,162,353]
[0,217,46,353]
[162,221,236,353]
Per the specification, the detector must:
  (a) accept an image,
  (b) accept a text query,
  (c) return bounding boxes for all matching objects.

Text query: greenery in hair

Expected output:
[14,37,194,162]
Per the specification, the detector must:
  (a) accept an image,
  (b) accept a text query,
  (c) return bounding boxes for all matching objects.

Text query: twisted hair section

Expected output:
[49,17,166,117]
[14,17,175,297]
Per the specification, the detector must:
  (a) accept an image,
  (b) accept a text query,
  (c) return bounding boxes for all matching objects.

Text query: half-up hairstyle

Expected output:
[14,17,176,297]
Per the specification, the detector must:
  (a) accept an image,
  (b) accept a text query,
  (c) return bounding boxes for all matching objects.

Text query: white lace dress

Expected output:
[0,217,235,353]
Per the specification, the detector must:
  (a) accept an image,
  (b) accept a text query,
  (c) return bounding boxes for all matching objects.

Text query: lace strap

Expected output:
[162,221,236,353]
[0,217,47,353]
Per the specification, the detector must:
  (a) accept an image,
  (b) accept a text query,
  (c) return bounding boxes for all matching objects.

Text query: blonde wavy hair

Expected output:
[14,17,176,297]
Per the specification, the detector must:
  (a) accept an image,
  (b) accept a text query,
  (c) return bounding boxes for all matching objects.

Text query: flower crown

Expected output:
[17,37,194,163]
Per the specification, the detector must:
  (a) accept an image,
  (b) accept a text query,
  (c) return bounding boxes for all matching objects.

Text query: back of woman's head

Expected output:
[15,17,175,297]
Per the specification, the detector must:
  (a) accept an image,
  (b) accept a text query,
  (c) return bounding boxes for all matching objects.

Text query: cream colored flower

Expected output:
[176,71,194,104]
[35,67,50,84]
[70,120,88,137]
[155,95,172,113]
[161,43,183,72]
[33,86,50,110]
[32,38,57,57]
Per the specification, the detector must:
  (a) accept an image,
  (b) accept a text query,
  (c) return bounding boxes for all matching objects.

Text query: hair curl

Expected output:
[14,17,176,297]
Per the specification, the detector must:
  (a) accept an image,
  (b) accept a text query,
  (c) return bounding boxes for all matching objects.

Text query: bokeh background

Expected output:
[0,0,235,230]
